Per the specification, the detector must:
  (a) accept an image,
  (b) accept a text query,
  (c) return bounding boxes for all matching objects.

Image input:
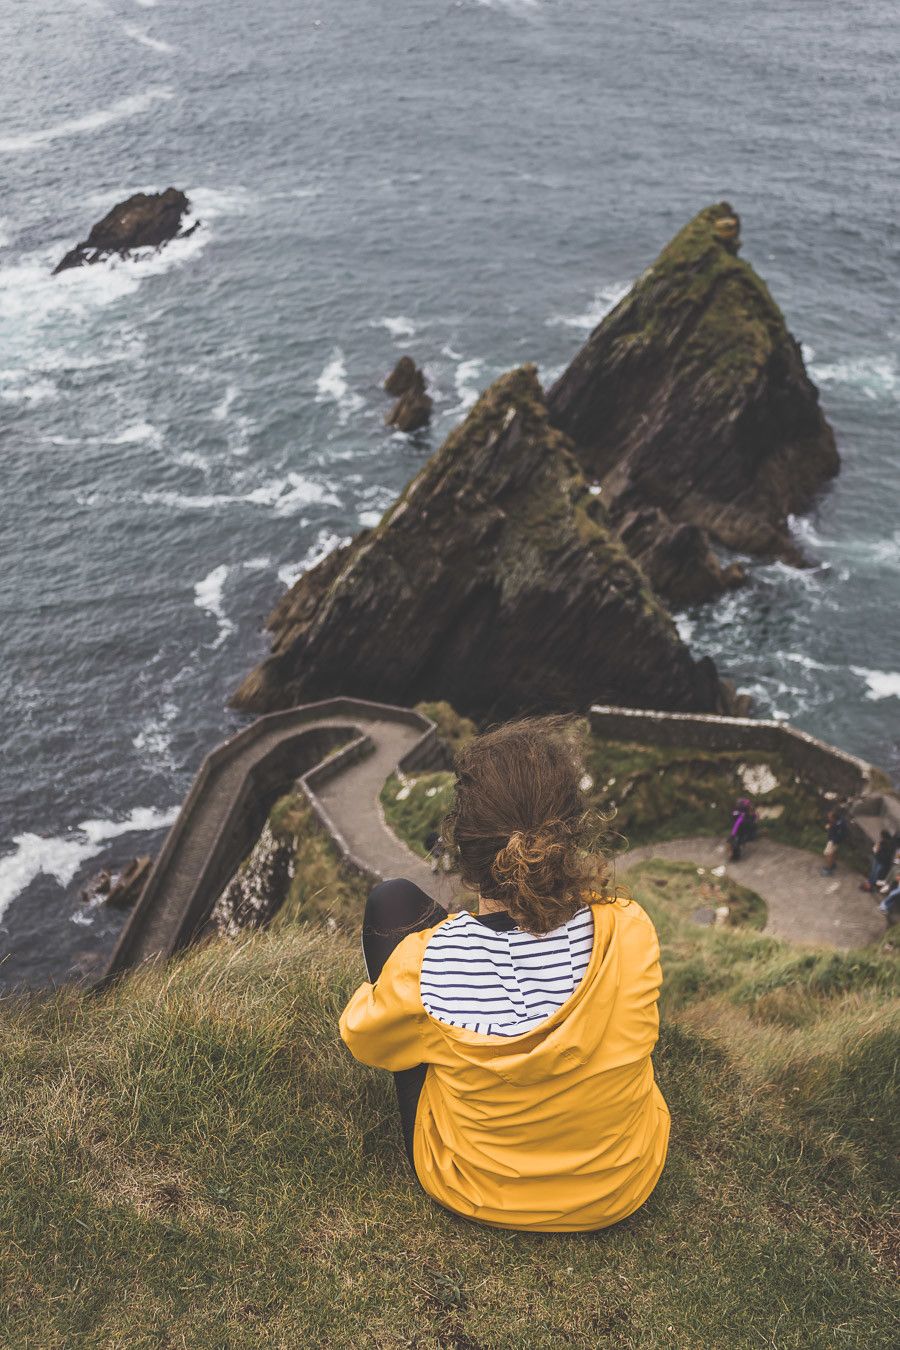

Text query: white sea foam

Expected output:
[278,530,350,589]
[0,87,174,153]
[674,615,695,645]
[807,352,899,401]
[547,282,630,332]
[110,420,162,446]
[132,700,179,766]
[475,0,541,13]
[143,472,340,516]
[375,315,417,340]
[453,357,484,411]
[850,667,900,701]
[316,348,365,425]
[194,563,234,647]
[122,23,175,54]
[0,376,58,404]
[0,805,177,923]
[212,383,239,421]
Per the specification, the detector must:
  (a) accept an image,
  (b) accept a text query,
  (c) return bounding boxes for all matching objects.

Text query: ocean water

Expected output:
[1,0,898,989]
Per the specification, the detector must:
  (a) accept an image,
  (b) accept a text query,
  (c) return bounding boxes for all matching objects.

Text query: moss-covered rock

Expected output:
[547,203,839,569]
[233,366,737,719]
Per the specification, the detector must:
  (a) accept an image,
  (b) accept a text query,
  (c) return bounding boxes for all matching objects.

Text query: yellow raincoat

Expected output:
[339,897,669,1231]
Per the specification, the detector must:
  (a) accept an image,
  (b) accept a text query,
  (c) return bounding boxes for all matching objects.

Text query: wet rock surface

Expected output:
[53,188,197,274]
[80,855,152,908]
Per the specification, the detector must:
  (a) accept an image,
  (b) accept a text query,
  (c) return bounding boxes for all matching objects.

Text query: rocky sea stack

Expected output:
[53,187,197,274]
[547,202,839,575]
[384,355,433,432]
[232,366,735,721]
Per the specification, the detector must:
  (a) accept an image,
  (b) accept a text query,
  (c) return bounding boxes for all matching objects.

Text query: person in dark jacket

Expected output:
[821,806,849,877]
[861,829,896,892]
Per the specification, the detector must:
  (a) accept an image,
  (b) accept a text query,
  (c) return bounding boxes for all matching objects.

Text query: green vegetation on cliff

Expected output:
[1,848,896,1347]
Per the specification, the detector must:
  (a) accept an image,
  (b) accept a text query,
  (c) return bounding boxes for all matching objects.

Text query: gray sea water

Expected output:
[1,0,898,989]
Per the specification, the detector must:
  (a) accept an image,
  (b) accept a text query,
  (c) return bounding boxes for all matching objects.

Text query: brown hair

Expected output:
[441,714,614,935]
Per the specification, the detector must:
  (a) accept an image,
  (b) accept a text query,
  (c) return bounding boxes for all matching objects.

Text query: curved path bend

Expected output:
[104,699,457,981]
[622,835,886,949]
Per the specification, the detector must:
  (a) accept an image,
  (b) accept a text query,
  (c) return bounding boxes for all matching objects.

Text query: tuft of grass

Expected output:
[267,792,370,931]
[381,770,457,859]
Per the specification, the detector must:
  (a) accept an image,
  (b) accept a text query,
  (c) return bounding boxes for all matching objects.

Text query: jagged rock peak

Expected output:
[233,365,735,721]
[53,187,198,274]
[547,202,839,564]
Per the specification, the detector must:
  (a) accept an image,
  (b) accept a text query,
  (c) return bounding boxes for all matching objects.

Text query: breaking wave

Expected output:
[0,805,177,925]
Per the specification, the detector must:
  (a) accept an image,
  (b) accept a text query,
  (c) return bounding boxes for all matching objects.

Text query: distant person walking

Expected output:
[821,805,849,877]
[861,829,896,893]
[728,796,758,862]
[878,874,900,926]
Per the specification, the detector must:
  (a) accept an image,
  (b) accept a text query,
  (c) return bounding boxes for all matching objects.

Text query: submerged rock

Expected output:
[80,855,152,908]
[385,357,432,432]
[53,188,197,274]
[232,366,737,721]
[547,203,839,569]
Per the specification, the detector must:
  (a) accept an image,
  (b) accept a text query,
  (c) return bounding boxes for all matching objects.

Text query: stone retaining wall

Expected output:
[588,705,875,799]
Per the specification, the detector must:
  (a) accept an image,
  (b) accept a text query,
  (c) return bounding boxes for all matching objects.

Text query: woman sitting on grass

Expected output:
[339,714,670,1232]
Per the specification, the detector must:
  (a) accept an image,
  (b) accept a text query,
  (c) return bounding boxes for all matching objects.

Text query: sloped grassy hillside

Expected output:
[1,830,897,1348]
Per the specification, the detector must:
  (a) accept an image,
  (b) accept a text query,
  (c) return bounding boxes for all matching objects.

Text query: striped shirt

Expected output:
[419,906,595,1037]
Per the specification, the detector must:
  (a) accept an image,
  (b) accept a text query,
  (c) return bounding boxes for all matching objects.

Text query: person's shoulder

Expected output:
[591,895,659,943]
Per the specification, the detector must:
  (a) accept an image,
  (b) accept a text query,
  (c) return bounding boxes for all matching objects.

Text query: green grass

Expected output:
[1,813,898,1347]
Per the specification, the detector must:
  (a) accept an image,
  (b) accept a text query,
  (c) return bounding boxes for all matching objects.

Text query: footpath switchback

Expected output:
[622,835,886,949]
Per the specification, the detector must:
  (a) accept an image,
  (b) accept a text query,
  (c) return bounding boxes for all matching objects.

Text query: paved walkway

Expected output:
[622,836,886,949]
[313,713,462,906]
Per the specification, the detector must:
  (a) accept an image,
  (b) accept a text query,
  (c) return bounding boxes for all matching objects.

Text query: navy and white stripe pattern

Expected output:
[420,906,595,1036]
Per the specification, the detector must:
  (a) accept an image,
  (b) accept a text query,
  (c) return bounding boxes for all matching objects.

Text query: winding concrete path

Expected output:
[106,697,890,981]
[104,700,460,980]
[622,835,886,949]
[312,710,461,905]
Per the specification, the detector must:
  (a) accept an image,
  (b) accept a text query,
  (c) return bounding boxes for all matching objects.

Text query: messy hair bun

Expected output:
[442,714,613,935]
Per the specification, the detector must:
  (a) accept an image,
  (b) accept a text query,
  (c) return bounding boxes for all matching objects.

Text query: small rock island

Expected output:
[53,187,197,274]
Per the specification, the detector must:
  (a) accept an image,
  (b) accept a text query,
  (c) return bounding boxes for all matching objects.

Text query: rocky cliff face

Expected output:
[233,366,737,720]
[547,203,838,569]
